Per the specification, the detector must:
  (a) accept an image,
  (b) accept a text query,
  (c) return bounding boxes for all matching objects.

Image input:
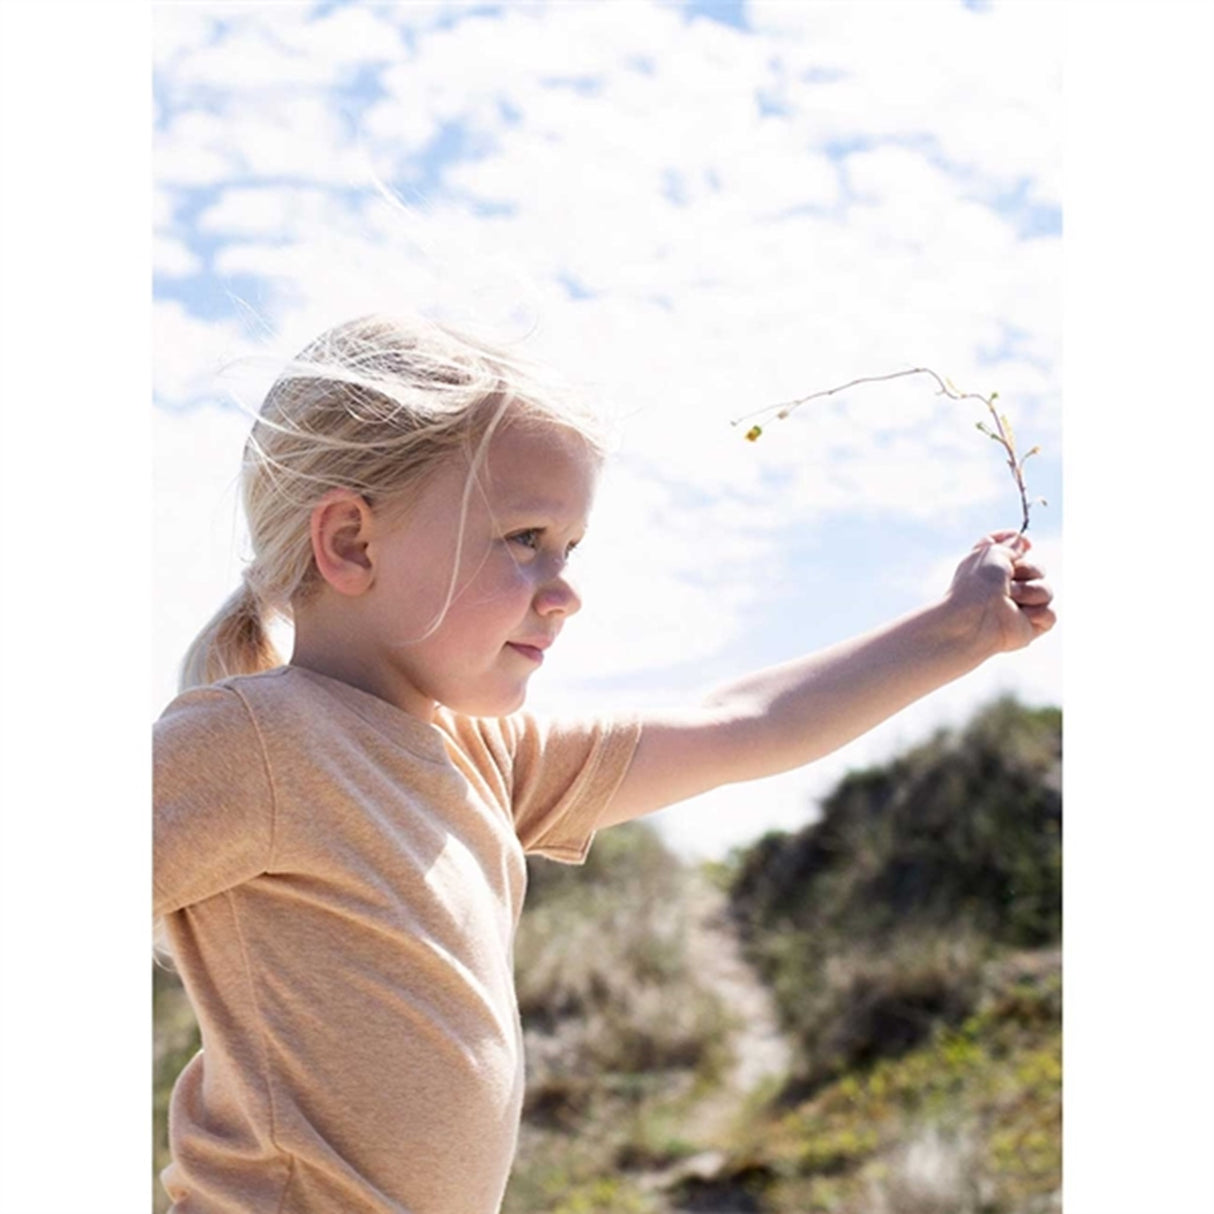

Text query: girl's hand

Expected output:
[945,530,1056,657]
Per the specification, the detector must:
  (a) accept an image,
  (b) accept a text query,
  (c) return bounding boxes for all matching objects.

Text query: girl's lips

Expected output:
[507,642,545,664]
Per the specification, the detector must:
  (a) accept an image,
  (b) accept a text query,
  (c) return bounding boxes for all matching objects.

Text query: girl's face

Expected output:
[363,417,599,719]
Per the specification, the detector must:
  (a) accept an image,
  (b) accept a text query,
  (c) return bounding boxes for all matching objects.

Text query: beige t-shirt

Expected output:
[154,665,641,1214]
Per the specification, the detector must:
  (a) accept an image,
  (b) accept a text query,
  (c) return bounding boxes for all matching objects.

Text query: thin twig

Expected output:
[732,367,1043,533]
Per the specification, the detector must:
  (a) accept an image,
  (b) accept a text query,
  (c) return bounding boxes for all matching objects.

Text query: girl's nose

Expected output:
[534,571,582,618]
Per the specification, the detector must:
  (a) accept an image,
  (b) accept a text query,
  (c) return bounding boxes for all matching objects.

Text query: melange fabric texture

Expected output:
[153,665,641,1214]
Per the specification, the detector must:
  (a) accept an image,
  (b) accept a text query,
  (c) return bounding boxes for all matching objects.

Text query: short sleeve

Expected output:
[153,685,276,916]
[442,712,642,864]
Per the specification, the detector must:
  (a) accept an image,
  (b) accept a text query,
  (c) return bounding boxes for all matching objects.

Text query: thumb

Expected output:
[983,529,1030,557]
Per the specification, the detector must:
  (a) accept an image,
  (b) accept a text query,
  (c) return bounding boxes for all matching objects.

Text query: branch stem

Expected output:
[733,366,1037,533]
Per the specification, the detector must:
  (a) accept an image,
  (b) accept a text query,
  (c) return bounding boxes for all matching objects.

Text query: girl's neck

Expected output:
[290,607,437,721]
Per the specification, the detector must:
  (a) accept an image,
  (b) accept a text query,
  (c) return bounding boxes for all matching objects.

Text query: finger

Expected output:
[1009,579,1053,606]
[1010,561,1046,582]
[986,529,1031,555]
[1020,604,1057,634]
[980,534,1029,565]
[982,529,1020,547]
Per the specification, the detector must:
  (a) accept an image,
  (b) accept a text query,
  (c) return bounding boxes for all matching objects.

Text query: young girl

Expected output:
[154,312,1055,1213]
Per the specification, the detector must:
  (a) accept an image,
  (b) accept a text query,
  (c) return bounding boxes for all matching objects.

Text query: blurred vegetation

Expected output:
[504,823,732,1212]
[689,694,1063,1212]
[153,695,1062,1214]
[700,950,1062,1214]
[152,961,199,1213]
[729,696,1061,1092]
[731,697,1061,950]
[517,823,729,1078]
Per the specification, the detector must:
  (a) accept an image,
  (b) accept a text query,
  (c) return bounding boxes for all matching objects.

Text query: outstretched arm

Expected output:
[599,531,1055,828]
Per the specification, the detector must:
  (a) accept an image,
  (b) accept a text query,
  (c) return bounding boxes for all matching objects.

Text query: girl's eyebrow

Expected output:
[498,490,566,511]
[498,495,589,525]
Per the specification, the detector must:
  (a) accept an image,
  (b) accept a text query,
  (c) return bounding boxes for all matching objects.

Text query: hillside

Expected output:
[680,695,1063,1213]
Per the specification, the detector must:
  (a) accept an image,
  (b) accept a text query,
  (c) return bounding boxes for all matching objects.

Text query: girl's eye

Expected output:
[507,530,582,559]
[509,529,541,551]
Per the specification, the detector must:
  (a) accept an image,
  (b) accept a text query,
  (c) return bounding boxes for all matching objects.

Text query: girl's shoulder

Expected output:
[154,667,329,764]
[156,666,296,729]
[156,666,453,764]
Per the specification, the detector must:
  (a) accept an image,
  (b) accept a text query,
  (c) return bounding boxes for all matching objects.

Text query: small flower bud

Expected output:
[745,425,762,442]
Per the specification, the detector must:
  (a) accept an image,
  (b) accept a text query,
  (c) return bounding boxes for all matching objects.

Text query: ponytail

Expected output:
[177,578,282,693]
[159,577,282,966]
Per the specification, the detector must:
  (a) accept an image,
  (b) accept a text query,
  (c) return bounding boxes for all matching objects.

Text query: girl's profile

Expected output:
[153,312,1055,1213]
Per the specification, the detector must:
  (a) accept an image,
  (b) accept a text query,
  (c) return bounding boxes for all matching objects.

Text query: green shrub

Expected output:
[728,697,1061,1084]
[732,697,1061,949]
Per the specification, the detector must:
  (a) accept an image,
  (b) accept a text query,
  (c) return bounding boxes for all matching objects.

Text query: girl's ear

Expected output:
[309,490,375,596]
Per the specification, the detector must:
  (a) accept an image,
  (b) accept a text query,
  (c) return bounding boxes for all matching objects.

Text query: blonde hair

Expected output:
[178,313,608,693]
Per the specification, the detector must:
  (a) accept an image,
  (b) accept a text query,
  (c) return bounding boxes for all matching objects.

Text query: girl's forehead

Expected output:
[482,421,601,501]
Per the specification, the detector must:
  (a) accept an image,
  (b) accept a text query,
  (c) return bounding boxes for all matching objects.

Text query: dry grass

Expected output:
[863,1124,986,1214]
[505,828,734,1211]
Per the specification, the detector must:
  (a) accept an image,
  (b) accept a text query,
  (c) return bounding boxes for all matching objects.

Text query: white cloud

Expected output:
[153,5,220,70]
[155,93,372,189]
[153,186,179,231]
[256,5,407,77]
[164,13,367,92]
[214,93,370,184]
[154,299,270,409]
[197,187,298,237]
[154,109,239,185]
[749,0,1060,195]
[196,184,365,241]
[154,233,203,277]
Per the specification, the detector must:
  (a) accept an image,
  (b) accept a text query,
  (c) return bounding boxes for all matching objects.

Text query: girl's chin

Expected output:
[444,682,530,719]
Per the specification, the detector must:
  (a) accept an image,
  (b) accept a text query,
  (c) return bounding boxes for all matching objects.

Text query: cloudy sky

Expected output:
[152,0,1063,859]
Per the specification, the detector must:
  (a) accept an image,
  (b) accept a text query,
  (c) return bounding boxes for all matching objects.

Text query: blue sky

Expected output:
[152,0,1064,857]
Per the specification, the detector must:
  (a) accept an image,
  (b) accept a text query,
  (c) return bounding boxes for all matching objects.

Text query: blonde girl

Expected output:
[154,313,1055,1213]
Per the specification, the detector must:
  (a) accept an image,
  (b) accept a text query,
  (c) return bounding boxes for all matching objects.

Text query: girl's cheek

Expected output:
[476,552,531,600]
